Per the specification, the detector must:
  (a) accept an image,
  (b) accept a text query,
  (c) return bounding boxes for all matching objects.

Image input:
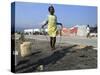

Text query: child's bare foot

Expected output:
[51,47,55,51]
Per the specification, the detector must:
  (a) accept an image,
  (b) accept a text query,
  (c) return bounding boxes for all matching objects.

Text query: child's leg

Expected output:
[50,37,53,48]
[52,37,56,49]
[87,33,89,38]
[50,37,56,50]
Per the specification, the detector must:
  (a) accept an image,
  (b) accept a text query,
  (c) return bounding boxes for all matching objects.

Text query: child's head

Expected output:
[48,5,55,15]
[87,25,90,27]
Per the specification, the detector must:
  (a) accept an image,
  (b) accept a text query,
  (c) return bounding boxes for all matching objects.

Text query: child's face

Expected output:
[49,7,55,15]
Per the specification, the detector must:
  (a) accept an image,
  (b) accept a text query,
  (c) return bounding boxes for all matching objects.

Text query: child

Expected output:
[41,5,63,50]
[86,25,90,38]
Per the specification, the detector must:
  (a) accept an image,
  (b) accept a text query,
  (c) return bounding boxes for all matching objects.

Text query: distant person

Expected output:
[86,25,90,38]
[41,5,63,50]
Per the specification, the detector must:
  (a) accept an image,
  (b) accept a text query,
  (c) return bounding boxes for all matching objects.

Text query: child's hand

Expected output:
[59,28,63,36]
[61,25,63,29]
[60,25,63,36]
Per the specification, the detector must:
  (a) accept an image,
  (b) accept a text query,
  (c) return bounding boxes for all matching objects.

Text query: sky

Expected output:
[12,2,97,31]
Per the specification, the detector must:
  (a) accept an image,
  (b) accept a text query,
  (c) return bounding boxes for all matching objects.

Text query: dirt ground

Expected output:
[15,39,97,73]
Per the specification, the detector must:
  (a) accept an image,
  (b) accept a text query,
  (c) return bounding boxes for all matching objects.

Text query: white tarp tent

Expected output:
[77,25,87,36]
[33,29,41,33]
[24,29,34,35]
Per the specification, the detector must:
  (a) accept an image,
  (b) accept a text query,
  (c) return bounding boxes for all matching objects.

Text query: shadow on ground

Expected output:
[15,45,97,73]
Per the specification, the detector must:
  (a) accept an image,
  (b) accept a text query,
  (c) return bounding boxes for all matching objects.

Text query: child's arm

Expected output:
[55,16,63,28]
[56,22,63,28]
[41,20,48,28]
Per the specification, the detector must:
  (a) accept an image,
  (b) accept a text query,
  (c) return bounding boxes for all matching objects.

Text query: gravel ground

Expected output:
[14,38,97,73]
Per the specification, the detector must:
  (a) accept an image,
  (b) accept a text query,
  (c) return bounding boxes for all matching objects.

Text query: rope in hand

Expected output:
[40,28,49,42]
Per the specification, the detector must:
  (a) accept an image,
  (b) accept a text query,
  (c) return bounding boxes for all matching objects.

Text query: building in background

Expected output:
[24,29,34,35]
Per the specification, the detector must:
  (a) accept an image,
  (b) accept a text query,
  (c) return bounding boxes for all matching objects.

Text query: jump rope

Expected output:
[40,27,62,49]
